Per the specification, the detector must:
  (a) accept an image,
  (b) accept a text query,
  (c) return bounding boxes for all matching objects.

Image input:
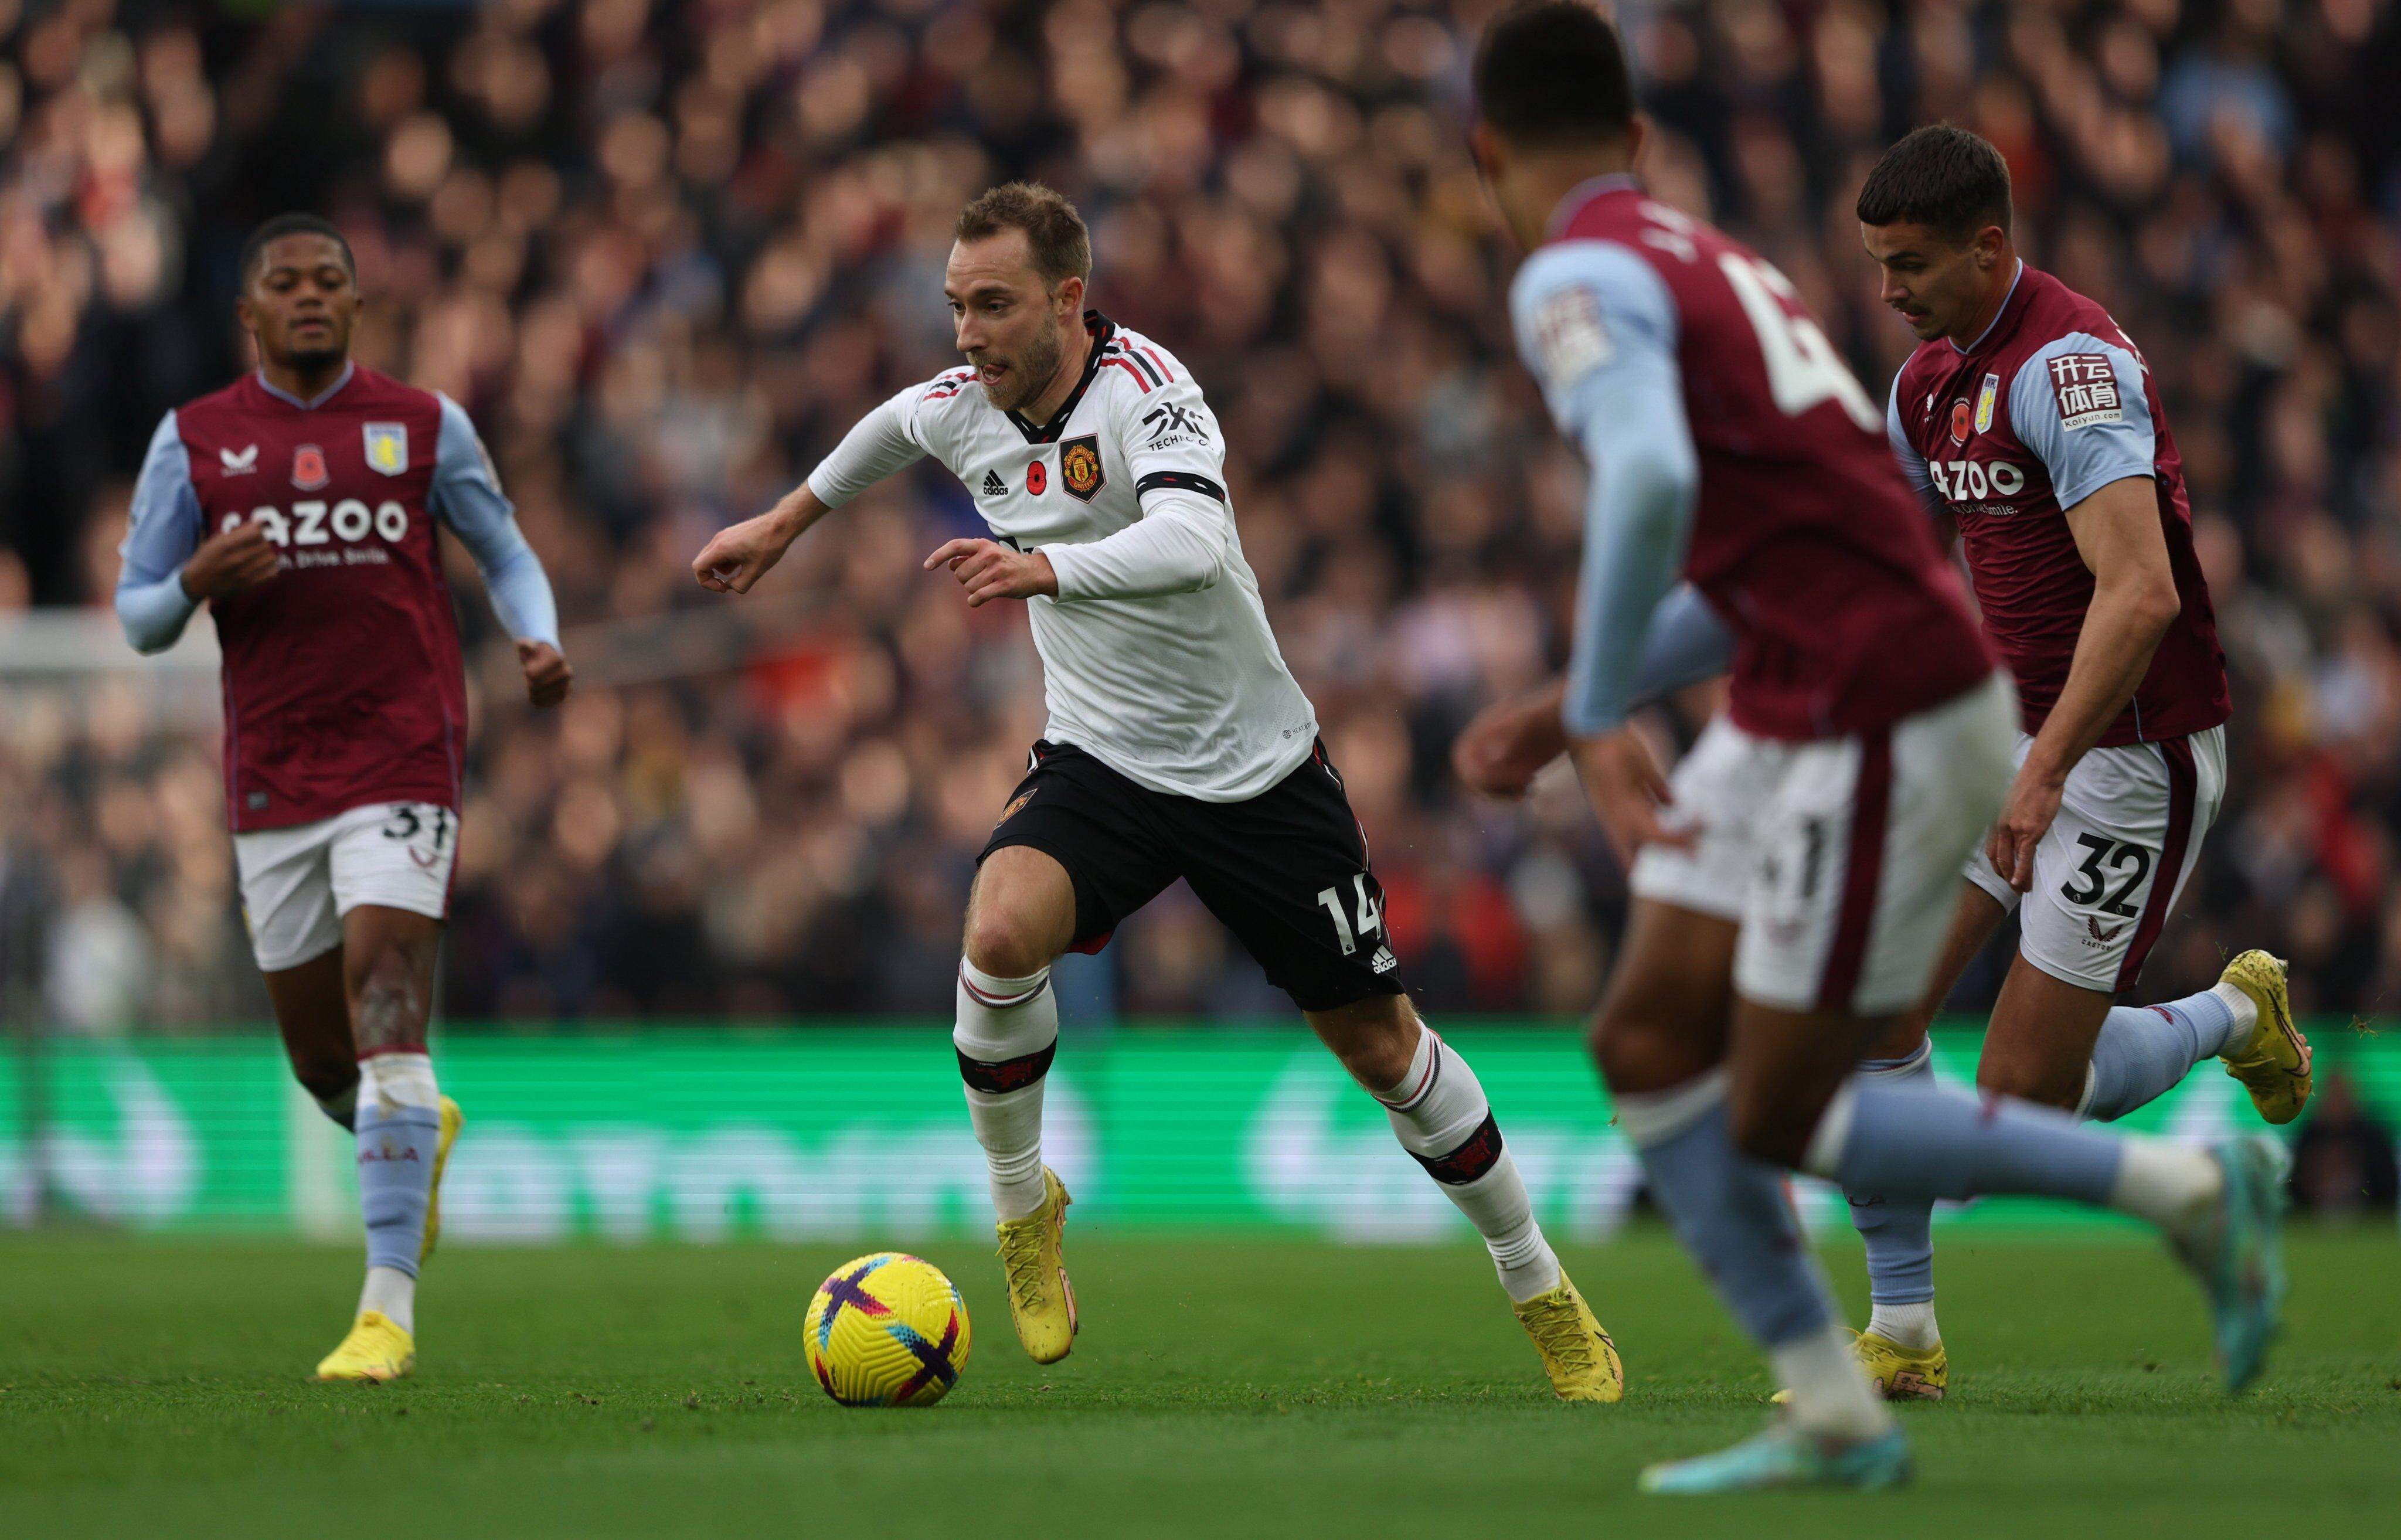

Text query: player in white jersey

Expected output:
[692,182,1620,1399]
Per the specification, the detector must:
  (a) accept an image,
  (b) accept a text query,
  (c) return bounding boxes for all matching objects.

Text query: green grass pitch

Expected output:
[4,1229,2397,1537]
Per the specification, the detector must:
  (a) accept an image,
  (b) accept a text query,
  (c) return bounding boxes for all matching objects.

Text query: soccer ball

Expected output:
[804,1252,973,1408]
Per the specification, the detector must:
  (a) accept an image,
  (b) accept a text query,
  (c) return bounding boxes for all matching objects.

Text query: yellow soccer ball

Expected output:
[804,1252,972,1408]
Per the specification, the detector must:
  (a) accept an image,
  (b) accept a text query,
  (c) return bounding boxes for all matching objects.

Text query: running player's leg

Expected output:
[1994,726,2295,1121]
[1178,740,1617,1399]
[1756,695,2281,1395]
[314,803,458,1382]
[1844,882,2008,1367]
[237,818,355,1122]
[1305,992,1622,1397]
[970,742,1177,1363]
[956,845,1076,1225]
[1583,716,1875,1434]
[262,950,358,1128]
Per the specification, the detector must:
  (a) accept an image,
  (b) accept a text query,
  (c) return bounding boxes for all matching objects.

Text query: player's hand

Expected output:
[179,521,281,601]
[925,539,1058,607]
[693,514,794,595]
[1453,684,1569,800]
[1566,725,1688,864]
[518,640,573,708]
[1986,762,2065,892]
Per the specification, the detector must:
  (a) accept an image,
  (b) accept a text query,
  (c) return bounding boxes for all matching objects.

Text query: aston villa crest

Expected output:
[363,421,409,476]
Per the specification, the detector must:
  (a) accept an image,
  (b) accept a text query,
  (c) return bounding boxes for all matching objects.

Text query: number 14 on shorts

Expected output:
[1317,873,1386,958]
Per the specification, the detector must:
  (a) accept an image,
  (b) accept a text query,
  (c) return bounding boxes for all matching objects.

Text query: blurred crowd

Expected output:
[4,0,2400,1029]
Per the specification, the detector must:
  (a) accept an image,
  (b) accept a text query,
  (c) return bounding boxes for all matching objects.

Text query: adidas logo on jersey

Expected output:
[1371,946,1398,975]
[982,470,1008,498]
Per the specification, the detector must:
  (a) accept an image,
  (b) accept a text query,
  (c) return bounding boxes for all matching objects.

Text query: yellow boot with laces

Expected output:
[1512,1273,1625,1403]
[996,1168,1078,1364]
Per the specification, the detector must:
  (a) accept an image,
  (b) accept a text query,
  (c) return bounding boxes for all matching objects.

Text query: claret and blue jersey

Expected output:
[1888,262,2230,746]
[1509,175,1991,744]
[116,362,560,831]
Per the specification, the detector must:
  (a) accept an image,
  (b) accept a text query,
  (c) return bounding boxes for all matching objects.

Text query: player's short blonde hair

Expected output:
[955,182,1092,290]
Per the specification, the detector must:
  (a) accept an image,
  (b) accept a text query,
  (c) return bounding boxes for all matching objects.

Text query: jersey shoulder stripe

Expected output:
[1106,342,1166,388]
[1099,349,1152,394]
[920,367,977,402]
[1106,327,1184,385]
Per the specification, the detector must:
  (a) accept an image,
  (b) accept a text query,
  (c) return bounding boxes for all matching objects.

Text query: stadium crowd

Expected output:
[3,0,2399,1028]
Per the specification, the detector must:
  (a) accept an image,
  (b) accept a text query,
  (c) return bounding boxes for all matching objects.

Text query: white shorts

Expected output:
[233,801,458,972]
[1630,675,2018,1015]
[1962,725,2226,992]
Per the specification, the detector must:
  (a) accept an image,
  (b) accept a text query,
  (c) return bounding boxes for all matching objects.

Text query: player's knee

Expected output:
[1976,1054,2083,1111]
[287,1051,356,1105]
[1725,1082,1812,1167]
[1311,996,1416,1090]
[1588,1002,1691,1095]
[961,910,1055,982]
[345,941,433,1051]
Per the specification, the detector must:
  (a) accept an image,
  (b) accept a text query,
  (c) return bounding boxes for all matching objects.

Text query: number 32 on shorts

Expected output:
[2060,833,2152,918]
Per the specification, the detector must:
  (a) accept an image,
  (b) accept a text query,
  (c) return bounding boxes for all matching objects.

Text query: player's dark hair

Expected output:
[1856,125,2014,239]
[239,213,356,290]
[1472,1,1636,150]
[955,182,1093,289]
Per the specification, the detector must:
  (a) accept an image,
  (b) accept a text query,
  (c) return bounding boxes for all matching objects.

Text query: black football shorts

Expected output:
[978,737,1405,1012]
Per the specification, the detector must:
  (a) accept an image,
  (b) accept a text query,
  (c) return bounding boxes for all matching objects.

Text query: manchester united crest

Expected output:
[1059,434,1104,502]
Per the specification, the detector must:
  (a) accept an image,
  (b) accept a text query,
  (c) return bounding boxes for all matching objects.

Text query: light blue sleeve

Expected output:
[115,411,205,654]
[430,393,560,647]
[2007,332,2156,511]
[1628,583,1733,703]
[1509,242,1699,736]
[1886,373,1936,509]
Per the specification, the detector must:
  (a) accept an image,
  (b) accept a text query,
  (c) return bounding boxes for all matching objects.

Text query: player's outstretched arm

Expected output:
[430,395,572,707]
[700,386,928,596]
[117,411,278,652]
[698,484,831,595]
[1454,587,1731,799]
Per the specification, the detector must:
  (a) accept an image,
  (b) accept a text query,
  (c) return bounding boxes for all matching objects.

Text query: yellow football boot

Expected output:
[1855,1330,1947,1401]
[996,1168,1077,1364]
[1512,1273,1625,1403]
[2218,951,2311,1124]
[314,1311,415,1383]
[1771,1329,1947,1403]
[420,1096,464,1263]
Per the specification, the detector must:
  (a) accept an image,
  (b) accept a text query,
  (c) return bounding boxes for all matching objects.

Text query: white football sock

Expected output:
[1865,1300,1941,1351]
[1770,1322,1895,1441]
[1377,1024,1561,1303]
[359,1266,416,1334]
[2108,1138,2223,1230]
[2208,982,2260,1055]
[955,959,1058,1222]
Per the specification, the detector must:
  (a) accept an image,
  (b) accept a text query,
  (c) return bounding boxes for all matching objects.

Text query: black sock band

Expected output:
[1411,1111,1505,1185]
[957,1040,1057,1095]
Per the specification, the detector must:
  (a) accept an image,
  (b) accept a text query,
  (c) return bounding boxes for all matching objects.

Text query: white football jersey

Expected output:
[806,314,1318,801]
